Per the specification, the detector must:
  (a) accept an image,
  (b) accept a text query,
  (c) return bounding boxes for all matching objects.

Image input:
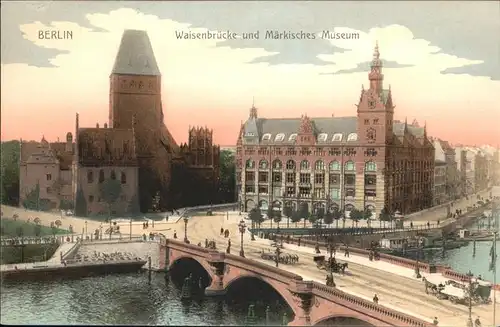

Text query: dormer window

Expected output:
[245,132,255,137]
[288,134,297,142]
[347,133,358,141]
[262,133,272,141]
[317,133,328,142]
[275,133,285,142]
[332,133,343,142]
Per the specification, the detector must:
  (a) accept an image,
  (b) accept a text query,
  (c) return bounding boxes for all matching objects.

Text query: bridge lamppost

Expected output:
[327,241,336,287]
[85,220,88,235]
[466,270,474,327]
[414,237,422,279]
[183,217,189,243]
[275,245,281,268]
[238,219,246,257]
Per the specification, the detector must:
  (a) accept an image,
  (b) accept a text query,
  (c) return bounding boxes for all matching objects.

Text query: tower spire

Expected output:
[249,98,258,119]
[368,41,384,93]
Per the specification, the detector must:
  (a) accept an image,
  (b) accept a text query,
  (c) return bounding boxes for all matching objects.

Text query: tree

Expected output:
[273,211,282,229]
[323,210,334,227]
[290,210,301,227]
[74,186,87,217]
[33,217,41,225]
[54,220,62,228]
[298,203,309,228]
[350,209,363,228]
[59,199,74,211]
[0,140,20,206]
[22,183,40,210]
[283,206,293,228]
[127,193,141,216]
[316,208,325,227]
[99,178,122,218]
[34,224,41,237]
[379,206,391,229]
[332,208,343,229]
[218,150,236,203]
[267,206,275,229]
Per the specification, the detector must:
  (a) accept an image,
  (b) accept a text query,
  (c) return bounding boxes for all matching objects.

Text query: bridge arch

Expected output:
[313,313,377,326]
[224,273,297,318]
[168,256,213,286]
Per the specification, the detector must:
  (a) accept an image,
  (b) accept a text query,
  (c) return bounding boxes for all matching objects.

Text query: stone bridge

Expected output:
[161,239,432,327]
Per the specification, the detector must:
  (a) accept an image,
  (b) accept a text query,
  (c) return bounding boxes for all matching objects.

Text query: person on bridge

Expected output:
[173,231,177,239]
[474,316,481,327]
[427,221,430,229]
[410,222,413,229]
[372,294,378,304]
[220,227,224,236]
[433,317,439,325]
[344,245,350,257]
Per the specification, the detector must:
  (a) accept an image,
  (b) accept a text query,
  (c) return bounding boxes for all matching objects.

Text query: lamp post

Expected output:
[129,219,132,240]
[415,237,422,278]
[238,219,246,257]
[466,270,474,327]
[183,217,189,243]
[85,220,88,235]
[328,240,336,287]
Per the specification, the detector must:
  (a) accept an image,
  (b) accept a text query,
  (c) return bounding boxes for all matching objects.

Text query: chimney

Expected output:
[104,123,108,128]
[96,123,100,128]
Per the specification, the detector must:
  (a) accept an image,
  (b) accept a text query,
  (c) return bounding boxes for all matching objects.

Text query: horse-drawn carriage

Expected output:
[260,251,299,265]
[313,255,348,274]
[423,275,492,305]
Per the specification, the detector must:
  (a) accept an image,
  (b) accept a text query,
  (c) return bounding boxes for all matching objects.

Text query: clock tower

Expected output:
[356,42,395,146]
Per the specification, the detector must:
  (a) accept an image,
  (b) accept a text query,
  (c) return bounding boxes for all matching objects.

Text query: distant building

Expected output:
[433,160,447,205]
[431,138,459,202]
[19,30,220,215]
[235,44,435,215]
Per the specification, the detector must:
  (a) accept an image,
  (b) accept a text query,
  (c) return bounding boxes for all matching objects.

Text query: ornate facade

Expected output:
[19,30,220,215]
[235,44,435,215]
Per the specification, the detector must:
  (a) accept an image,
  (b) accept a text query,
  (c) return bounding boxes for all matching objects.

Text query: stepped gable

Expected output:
[77,128,137,167]
[111,29,161,76]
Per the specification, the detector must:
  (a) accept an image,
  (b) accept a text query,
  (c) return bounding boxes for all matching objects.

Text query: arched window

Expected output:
[288,134,297,142]
[262,133,272,141]
[246,159,255,169]
[259,160,268,169]
[365,161,377,172]
[300,160,310,170]
[345,161,355,171]
[275,133,285,142]
[347,133,358,142]
[329,161,340,171]
[121,172,127,184]
[98,170,105,183]
[110,170,116,180]
[272,159,282,169]
[87,170,94,183]
[314,160,325,171]
[317,133,328,142]
[332,133,343,142]
[286,160,296,170]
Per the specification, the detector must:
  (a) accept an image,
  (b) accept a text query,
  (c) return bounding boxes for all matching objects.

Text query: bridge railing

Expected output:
[312,282,433,327]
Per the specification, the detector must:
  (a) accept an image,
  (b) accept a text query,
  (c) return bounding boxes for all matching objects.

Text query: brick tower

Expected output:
[109,30,177,211]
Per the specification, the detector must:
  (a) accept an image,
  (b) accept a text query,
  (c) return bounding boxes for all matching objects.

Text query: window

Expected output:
[138,82,144,89]
[46,187,52,194]
[365,175,377,186]
[286,172,295,183]
[89,195,94,203]
[300,160,310,170]
[345,174,356,185]
[314,160,325,171]
[365,189,377,197]
[365,161,377,172]
[332,133,343,142]
[314,173,324,184]
[346,189,356,197]
[364,119,369,125]
[258,172,268,183]
[317,133,328,142]
[286,187,295,196]
[99,170,105,183]
[330,188,340,200]
[259,160,268,169]
[46,174,52,181]
[275,133,285,142]
[245,171,255,182]
[366,128,376,143]
[345,161,355,171]
[245,185,255,193]
[329,174,340,184]
[300,173,311,184]
[347,133,358,141]
[314,188,325,198]
[121,172,127,184]
[87,171,94,183]
[244,132,255,137]
[272,160,282,169]
[258,185,268,194]
[299,187,311,197]
[329,161,340,171]
[288,134,297,142]
[273,172,282,183]
[110,170,116,180]
[286,160,296,170]
[130,81,136,88]
[262,133,272,141]
[373,118,379,124]
[246,159,255,169]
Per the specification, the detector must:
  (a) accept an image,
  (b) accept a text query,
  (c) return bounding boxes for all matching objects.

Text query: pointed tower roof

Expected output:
[111,30,161,76]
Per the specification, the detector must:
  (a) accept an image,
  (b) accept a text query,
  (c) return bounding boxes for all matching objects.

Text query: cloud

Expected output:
[1,1,499,79]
